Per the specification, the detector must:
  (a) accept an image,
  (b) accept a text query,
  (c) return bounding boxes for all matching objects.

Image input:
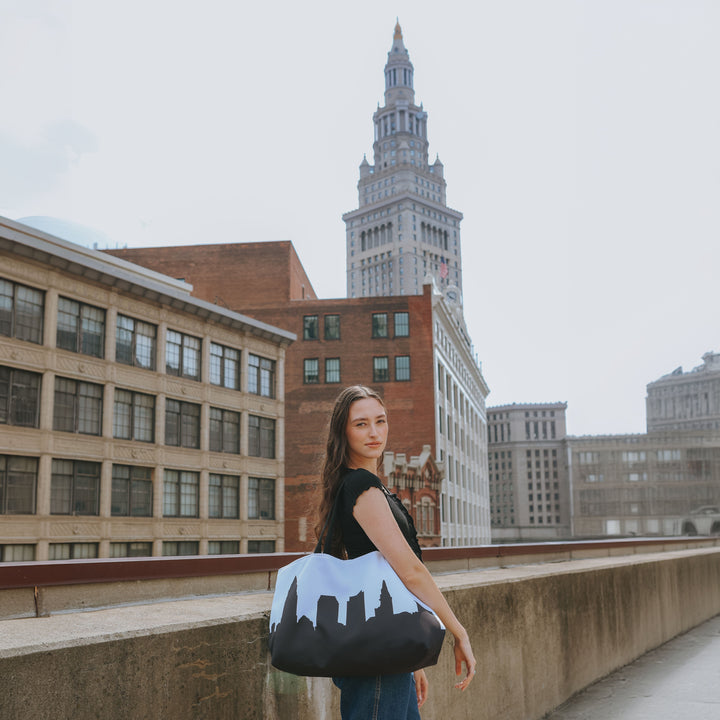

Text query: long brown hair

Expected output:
[314,385,386,556]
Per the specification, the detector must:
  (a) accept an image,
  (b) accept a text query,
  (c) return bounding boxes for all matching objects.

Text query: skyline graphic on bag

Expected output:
[269,550,446,677]
[269,470,447,677]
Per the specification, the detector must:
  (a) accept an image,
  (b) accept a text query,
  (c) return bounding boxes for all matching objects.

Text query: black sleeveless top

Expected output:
[336,468,423,561]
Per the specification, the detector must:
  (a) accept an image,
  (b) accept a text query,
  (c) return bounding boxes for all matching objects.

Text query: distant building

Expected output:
[0,216,293,562]
[343,22,464,301]
[490,354,720,540]
[646,352,720,432]
[569,352,720,537]
[568,431,720,537]
[487,403,571,541]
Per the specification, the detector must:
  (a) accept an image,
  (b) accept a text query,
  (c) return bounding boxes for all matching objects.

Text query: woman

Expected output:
[316,385,475,719]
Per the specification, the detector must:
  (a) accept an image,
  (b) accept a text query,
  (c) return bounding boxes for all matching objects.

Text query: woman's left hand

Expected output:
[414,669,428,708]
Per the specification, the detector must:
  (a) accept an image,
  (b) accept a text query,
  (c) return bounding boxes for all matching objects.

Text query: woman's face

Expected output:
[345,397,388,471]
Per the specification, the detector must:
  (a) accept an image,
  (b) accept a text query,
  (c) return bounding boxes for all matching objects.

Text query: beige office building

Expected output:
[646,352,720,432]
[0,217,293,562]
[487,402,571,541]
[568,431,720,537]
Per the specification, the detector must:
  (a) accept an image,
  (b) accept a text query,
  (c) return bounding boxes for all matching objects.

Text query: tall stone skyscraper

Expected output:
[343,22,464,300]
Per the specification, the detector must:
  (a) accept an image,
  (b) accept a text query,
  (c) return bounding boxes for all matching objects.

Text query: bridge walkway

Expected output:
[546,613,720,720]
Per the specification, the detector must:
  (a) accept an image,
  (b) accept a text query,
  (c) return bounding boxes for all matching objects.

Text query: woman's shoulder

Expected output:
[341,468,384,500]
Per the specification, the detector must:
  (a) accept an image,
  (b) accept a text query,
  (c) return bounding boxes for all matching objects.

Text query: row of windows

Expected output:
[0,455,276,519]
[583,472,649,483]
[302,312,409,341]
[529,516,561,525]
[0,539,277,562]
[1,366,276,457]
[1,278,276,396]
[302,356,411,384]
[577,449,685,465]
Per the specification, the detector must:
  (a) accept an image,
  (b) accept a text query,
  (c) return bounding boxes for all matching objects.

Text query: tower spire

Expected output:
[384,20,413,105]
[342,24,464,300]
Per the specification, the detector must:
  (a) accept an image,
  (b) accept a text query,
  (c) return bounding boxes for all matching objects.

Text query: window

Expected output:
[248,415,275,458]
[209,541,240,554]
[111,465,152,516]
[209,474,239,518]
[394,312,409,337]
[209,408,241,454]
[627,472,648,482]
[116,315,156,369]
[586,474,604,483]
[303,315,319,340]
[303,358,319,384]
[165,400,200,448]
[56,297,105,358]
[162,541,199,556]
[113,389,155,442]
[0,278,43,344]
[248,354,275,397]
[416,498,435,536]
[325,358,341,383]
[163,469,199,517]
[210,343,240,390]
[165,330,200,380]
[373,356,389,382]
[395,355,411,381]
[657,449,681,462]
[53,377,103,435]
[578,451,598,465]
[248,477,275,519]
[0,544,36,562]
[622,451,646,463]
[372,313,388,338]
[50,460,100,515]
[49,543,98,560]
[0,367,40,428]
[110,542,152,557]
[324,315,340,340]
[0,455,37,514]
[247,540,275,553]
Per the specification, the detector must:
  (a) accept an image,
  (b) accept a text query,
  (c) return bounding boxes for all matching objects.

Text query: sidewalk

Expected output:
[546,614,720,719]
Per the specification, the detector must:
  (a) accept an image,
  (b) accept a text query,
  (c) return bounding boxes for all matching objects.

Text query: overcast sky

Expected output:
[2,0,719,436]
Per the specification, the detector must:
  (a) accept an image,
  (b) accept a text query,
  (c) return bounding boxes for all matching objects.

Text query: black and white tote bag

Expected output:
[268,484,445,677]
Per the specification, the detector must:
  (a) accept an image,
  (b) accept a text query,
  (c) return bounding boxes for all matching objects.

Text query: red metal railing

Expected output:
[1,536,716,591]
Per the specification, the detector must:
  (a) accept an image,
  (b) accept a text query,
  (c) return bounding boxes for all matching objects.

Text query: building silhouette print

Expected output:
[269,574,445,676]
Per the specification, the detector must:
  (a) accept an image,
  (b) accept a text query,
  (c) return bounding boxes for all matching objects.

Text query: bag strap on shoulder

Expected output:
[314,473,390,555]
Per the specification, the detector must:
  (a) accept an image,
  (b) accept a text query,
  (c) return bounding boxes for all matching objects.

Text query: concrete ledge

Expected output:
[1,547,720,719]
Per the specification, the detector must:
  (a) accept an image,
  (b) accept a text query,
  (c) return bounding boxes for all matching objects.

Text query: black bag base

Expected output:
[269,576,446,677]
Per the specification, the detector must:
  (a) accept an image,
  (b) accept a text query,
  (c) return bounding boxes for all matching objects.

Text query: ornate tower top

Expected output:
[342,23,464,300]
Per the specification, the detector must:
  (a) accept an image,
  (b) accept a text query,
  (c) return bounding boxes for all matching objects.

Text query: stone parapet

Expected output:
[2,546,720,719]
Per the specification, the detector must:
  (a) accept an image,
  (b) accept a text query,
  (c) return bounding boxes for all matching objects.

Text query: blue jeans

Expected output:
[332,673,421,720]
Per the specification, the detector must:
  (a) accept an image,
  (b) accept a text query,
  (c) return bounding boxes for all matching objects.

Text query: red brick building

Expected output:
[107,243,489,550]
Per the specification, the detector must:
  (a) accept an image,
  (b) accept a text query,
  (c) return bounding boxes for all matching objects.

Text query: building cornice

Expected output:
[342,196,463,222]
[0,216,296,346]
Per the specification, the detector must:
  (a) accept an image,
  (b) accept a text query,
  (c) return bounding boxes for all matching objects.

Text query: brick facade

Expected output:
[108,242,317,309]
[105,244,442,550]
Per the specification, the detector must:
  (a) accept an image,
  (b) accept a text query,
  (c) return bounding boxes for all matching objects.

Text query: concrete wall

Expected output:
[2,547,720,720]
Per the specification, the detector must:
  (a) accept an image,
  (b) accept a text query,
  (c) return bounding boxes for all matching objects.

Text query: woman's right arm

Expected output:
[353,486,476,690]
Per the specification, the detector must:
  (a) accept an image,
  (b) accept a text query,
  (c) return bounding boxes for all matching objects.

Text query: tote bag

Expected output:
[268,483,446,677]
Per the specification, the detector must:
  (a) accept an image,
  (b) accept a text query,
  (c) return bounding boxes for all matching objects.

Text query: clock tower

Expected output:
[343,22,464,300]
